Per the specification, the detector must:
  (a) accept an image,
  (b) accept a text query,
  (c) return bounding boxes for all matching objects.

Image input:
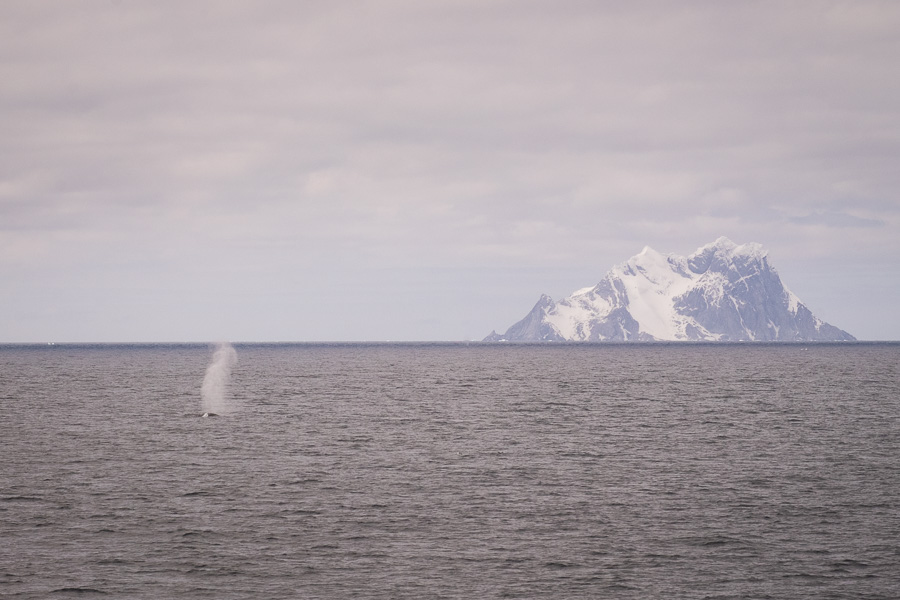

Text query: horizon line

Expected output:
[1,339,895,346]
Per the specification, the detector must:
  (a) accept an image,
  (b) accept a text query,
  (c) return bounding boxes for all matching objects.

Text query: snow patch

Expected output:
[611,246,698,339]
[546,288,614,340]
[787,290,801,314]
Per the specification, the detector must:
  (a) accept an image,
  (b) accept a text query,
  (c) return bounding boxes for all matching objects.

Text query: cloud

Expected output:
[790,210,885,229]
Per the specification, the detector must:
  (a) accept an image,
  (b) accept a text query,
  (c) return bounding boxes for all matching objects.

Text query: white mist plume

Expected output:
[201,342,238,415]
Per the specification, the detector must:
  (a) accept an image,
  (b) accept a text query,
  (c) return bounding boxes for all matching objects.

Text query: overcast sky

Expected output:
[2,1,898,342]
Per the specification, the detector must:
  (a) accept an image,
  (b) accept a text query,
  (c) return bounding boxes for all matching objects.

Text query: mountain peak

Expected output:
[626,245,671,271]
[688,237,768,274]
[712,235,736,249]
[486,239,854,342]
[694,236,767,259]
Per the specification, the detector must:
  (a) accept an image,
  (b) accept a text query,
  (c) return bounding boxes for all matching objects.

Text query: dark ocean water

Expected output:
[1,342,899,599]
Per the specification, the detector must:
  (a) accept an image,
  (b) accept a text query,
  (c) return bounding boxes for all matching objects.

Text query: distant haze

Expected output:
[1,2,898,342]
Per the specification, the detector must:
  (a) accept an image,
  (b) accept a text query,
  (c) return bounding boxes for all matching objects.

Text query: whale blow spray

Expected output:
[201,342,238,416]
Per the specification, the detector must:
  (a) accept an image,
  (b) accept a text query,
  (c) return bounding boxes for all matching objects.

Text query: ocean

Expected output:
[1,342,898,599]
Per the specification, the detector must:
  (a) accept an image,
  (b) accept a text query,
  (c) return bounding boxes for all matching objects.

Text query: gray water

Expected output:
[1,343,898,599]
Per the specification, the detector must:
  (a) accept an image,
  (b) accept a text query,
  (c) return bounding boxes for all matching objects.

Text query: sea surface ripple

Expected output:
[1,342,898,598]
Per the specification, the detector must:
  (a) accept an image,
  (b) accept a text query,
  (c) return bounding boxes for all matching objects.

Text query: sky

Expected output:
[2,0,899,342]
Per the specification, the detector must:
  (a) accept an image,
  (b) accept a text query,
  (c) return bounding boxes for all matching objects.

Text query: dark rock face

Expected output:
[674,244,854,341]
[485,238,855,342]
[586,306,643,342]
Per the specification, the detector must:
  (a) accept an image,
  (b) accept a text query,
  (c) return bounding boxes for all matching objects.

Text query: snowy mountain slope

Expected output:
[485,237,855,342]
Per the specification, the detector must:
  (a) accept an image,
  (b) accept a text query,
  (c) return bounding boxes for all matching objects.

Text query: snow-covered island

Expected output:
[485,237,855,342]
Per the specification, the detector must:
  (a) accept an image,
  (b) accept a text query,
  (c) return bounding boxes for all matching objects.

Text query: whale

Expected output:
[201,412,219,418]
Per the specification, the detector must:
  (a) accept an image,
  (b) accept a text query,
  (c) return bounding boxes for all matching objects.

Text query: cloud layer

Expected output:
[2,1,898,341]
